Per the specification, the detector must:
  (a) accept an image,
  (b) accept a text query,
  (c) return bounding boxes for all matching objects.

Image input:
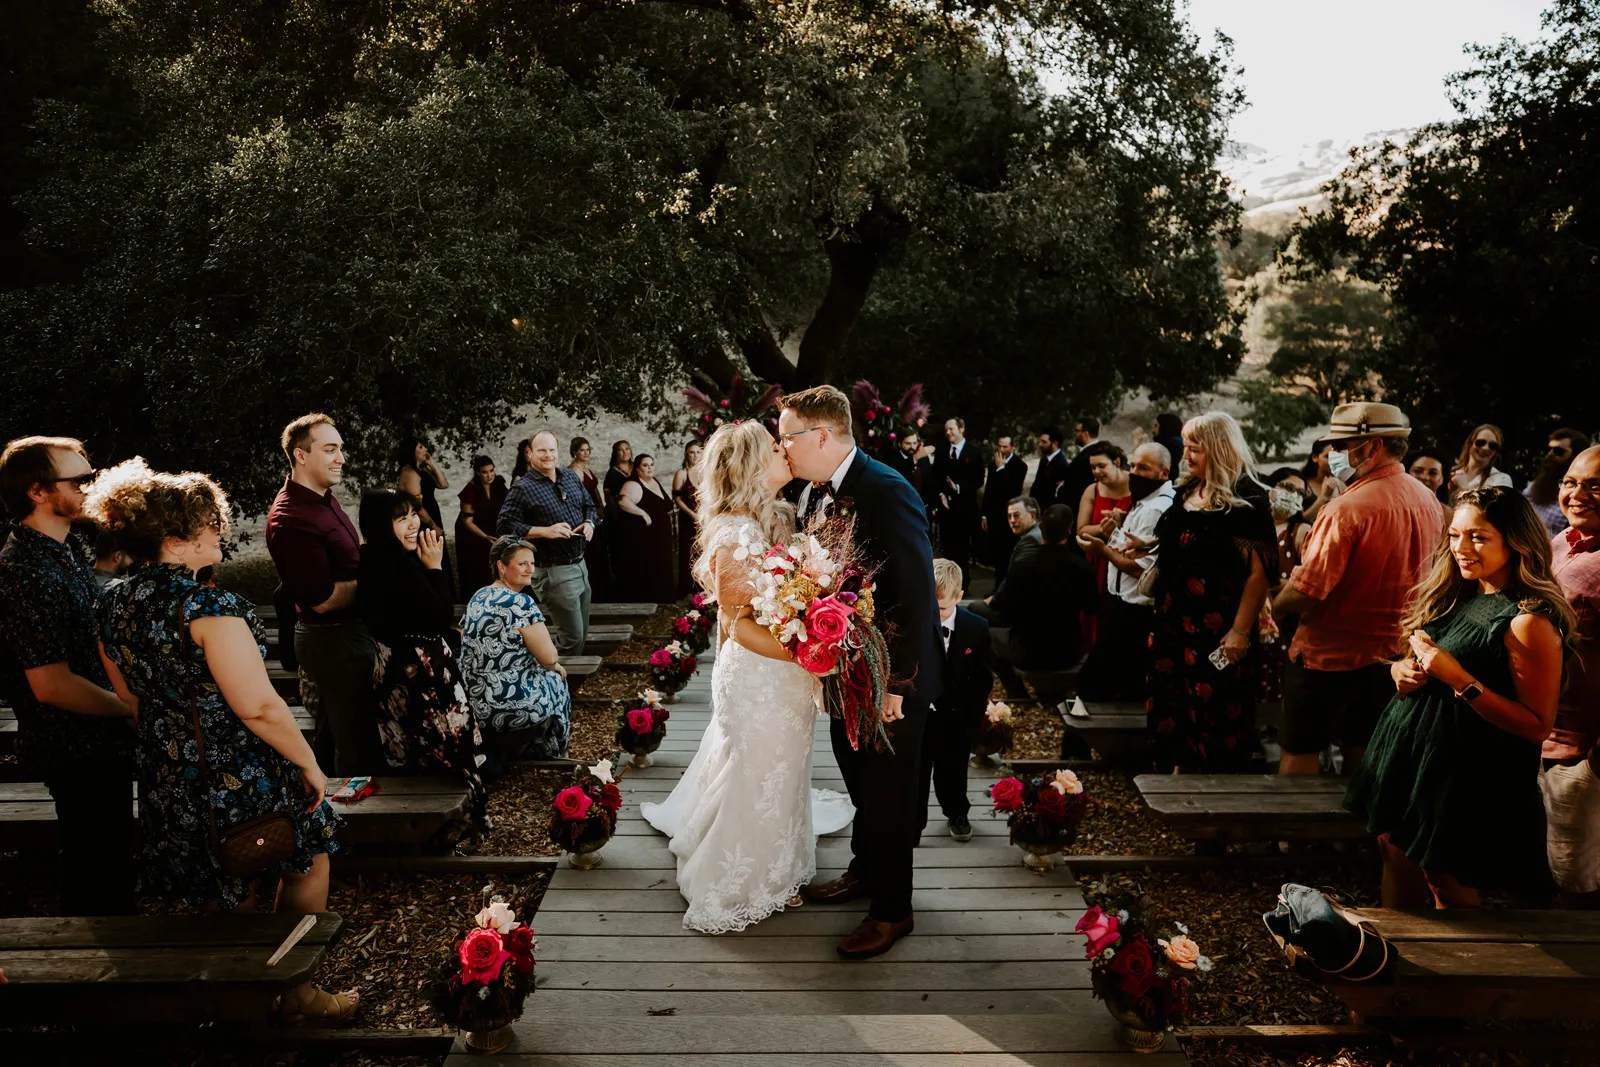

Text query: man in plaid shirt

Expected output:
[496,430,600,655]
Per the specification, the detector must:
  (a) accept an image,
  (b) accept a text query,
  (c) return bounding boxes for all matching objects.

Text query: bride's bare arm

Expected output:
[712,546,793,662]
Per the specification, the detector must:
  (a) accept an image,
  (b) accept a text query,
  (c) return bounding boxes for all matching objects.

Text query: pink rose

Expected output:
[990,777,1024,812]
[795,640,839,675]
[553,785,593,821]
[459,927,511,985]
[1075,907,1121,957]
[674,617,693,635]
[649,648,672,667]
[805,596,855,646]
[626,708,655,735]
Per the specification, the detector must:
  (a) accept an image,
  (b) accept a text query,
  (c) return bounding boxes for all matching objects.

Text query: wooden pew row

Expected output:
[1133,773,1363,844]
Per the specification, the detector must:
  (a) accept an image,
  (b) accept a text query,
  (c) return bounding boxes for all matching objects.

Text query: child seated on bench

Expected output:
[918,559,992,842]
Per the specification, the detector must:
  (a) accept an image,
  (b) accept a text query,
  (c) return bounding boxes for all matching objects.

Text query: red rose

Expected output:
[459,927,510,985]
[626,708,655,735]
[674,617,692,635]
[1035,785,1067,823]
[806,595,856,646]
[795,640,839,674]
[683,657,697,672]
[506,925,536,973]
[1109,934,1159,999]
[553,785,593,821]
[990,777,1025,812]
[599,782,623,812]
[1186,577,1205,596]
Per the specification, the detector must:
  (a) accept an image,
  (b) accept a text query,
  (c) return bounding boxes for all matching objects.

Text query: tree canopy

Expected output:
[1,0,1243,507]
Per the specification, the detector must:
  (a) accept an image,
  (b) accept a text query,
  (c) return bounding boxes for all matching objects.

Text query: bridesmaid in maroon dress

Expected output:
[568,437,611,602]
[672,441,704,597]
[615,455,677,603]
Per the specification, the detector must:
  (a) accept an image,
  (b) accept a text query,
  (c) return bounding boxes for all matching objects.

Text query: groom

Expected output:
[778,385,944,959]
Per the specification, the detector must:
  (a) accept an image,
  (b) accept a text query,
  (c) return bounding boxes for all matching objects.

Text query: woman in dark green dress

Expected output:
[1346,487,1572,908]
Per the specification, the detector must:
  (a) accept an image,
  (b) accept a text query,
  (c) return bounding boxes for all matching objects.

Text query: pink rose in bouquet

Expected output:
[459,927,511,985]
[673,616,693,635]
[806,595,855,646]
[795,640,839,675]
[649,648,672,668]
[1075,906,1122,956]
[553,785,593,821]
[626,708,655,735]
[990,776,1025,811]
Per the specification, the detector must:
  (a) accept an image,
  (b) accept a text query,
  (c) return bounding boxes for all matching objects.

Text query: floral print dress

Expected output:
[460,585,571,758]
[98,564,340,909]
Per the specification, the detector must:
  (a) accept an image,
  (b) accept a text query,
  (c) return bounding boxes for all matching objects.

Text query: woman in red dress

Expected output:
[1073,442,1132,653]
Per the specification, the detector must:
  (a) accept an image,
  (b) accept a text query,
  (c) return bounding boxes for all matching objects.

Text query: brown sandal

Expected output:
[275,985,359,1027]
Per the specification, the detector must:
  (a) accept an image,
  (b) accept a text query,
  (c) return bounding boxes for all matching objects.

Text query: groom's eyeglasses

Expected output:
[777,426,831,447]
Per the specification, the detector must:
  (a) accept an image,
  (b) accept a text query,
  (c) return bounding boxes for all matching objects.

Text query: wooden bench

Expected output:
[589,602,658,622]
[1303,908,1600,1023]
[1,705,313,761]
[1134,773,1362,844]
[0,913,343,1026]
[1060,696,1148,763]
[0,776,472,854]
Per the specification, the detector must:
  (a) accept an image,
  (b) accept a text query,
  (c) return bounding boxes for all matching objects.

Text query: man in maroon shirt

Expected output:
[266,414,378,774]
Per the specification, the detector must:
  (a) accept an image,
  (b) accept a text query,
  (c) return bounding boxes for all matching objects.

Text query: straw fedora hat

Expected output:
[1327,402,1410,439]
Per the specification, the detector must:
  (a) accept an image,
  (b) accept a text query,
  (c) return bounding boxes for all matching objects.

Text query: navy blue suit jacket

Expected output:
[934,606,991,721]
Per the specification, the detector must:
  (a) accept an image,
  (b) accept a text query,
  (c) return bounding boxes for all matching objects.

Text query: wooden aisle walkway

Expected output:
[447,659,1184,1065]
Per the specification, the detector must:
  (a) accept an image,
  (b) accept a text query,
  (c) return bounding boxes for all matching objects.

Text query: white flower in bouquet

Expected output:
[666,640,684,655]
[687,609,701,620]
[985,701,1014,724]
[476,900,519,933]
[589,759,614,784]
[641,689,665,707]
[1051,769,1083,795]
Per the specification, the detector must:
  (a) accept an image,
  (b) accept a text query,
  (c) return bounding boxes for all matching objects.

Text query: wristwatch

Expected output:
[1454,679,1484,702]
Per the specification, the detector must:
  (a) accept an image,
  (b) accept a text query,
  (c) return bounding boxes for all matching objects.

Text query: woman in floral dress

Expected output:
[87,459,355,1025]
[1146,414,1276,773]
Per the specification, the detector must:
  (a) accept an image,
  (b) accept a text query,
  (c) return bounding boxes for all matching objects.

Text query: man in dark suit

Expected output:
[1056,415,1102,512]
[1030,427,1069,507]
[919,559,993,842]
[779,386,944,960]
[933,417,985,588]
[982,436,1027,577]
[980,504,1095,699]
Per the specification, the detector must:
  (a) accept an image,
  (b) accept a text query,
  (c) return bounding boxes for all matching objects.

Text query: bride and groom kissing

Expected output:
[641,385,943,959]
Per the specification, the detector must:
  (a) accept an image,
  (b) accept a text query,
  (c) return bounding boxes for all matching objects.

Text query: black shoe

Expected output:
[948,817,973,842]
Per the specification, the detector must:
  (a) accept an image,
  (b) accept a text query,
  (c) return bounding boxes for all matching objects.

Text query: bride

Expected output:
[640,421,854,933]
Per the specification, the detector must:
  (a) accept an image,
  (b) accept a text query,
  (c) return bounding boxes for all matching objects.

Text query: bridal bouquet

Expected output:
[430,885,536,1036]
[744,520,892,752]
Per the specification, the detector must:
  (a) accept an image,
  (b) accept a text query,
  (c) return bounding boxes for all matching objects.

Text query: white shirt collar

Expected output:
[826,447,858,491]
[1134,480,1177,508]
[940,605,957,629]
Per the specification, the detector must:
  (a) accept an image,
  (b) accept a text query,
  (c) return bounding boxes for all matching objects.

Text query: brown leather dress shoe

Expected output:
[837,915,914,959]
[802,872,867,904]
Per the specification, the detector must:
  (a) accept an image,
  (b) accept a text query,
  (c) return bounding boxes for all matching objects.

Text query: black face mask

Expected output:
[1127,474,1163,501]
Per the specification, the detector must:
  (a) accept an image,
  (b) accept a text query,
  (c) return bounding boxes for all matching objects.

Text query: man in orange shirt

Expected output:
[1273,403,1445,776]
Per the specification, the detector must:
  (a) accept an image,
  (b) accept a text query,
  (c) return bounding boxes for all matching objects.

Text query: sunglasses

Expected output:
[50,472,97,489]
[1473,439,1499,451]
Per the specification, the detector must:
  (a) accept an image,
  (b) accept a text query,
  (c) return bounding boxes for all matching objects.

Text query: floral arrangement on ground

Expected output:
[672,597,716,656]
[547,761,622,855]
[614,689,671,757]
[989,766,1086,849]
[1079,892,1211,1033]
[973,700,1015,759]
[429,886,537,1031]
[648,640,698,694]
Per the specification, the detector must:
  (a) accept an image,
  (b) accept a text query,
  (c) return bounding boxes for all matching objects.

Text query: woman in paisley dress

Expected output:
[641,421,854,934]
[460,537,572,765]
[87,459,356,1025]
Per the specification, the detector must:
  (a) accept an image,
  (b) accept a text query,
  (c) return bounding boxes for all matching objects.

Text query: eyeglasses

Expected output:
[776,426,828,444]
[50,472,97,489]
[1473,439,1500,451]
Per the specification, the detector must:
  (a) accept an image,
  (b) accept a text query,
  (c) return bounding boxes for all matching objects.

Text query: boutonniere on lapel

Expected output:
[832,495,857,521]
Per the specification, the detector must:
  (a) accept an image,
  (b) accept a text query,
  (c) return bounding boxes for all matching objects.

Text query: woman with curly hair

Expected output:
[86,459,356,1025]
[1346,487,1571,908]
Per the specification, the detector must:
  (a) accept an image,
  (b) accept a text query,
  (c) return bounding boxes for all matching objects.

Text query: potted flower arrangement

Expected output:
[989,767,1087,870]
[430,886,537,1054]
[1078,894,1210,1052]
[547,760,621,869]
[648,640,698,700]
[970,701,1015,767]
[683,373,783,442]
[614,690,671,768]
[672,606,715,657]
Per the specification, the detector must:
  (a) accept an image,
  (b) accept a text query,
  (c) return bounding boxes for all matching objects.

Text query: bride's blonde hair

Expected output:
[693,421,789,588]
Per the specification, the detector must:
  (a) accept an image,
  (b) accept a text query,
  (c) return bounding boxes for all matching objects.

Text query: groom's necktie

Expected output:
[801,481,834,525]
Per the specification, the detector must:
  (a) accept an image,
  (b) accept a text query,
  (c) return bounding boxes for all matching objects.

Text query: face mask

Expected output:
[1127,474,1163,501]
[1269,487,1303,516]
[1326,447,1354,481]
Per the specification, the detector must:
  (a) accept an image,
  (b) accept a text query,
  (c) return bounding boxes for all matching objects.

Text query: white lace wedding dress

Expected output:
[640,515,855,934]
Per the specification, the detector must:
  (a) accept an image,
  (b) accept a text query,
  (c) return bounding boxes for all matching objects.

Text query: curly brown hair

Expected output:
[83,458,231,563]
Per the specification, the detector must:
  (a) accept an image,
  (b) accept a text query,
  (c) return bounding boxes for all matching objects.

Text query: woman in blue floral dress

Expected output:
[87,459,356,1025]
[461,538,571,764]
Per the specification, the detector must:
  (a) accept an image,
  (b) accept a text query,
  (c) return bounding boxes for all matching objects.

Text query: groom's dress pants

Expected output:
[833,697,929,923]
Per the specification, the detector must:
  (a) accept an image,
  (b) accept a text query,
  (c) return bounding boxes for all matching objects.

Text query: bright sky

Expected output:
[1181,0,1550,151]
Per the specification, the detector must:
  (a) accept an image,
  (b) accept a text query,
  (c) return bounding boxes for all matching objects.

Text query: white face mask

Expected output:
[1326,447,1354,481]
[1269,487,1304,516]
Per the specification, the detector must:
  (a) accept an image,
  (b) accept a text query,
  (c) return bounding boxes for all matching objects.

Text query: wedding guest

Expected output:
[88,460,355,1021]
[510,438,535,484]
[92,527,128,589]
[1030,427,1069,507]
[918,559,991,843]
[1345,487,1568,908]
[0,436,136,916]
[1257,466,1311,704]
[357,490,487,831]
[396,437,452,598]
[1526,428,1590,537]
[569,437,610,602]
[1543,447,1600,898]
[603,440,634,507]
[602,440,634,590]
[1074,442,1132,652]
[461,537,571,765]
[496,430,598,656]
[1077,443,1175,702]
[1408,447,1451,505]
[982,505,1096,700]
[615,454,677,603]
[1449,423,1513,499]
[1153,413,1185,482]
[672,441,705,597]
[1273,405,1444,777]
[1146,412,1276,773]
[454,455,507,597]
[933,417,984,587]
[982,436,1027,577]
[974,496,1041,613]
[266,414,379,775]
[1300,440,1342,525]
[1057,417,1103,512]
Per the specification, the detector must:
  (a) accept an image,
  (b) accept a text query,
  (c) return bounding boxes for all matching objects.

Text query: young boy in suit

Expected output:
[918,558,993,842]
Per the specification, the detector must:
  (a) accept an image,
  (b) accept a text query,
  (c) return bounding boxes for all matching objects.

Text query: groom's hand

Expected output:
[881,693,904,724]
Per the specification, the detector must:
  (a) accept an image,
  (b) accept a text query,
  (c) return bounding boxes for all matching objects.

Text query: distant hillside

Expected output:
[1220,132,1412,232]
